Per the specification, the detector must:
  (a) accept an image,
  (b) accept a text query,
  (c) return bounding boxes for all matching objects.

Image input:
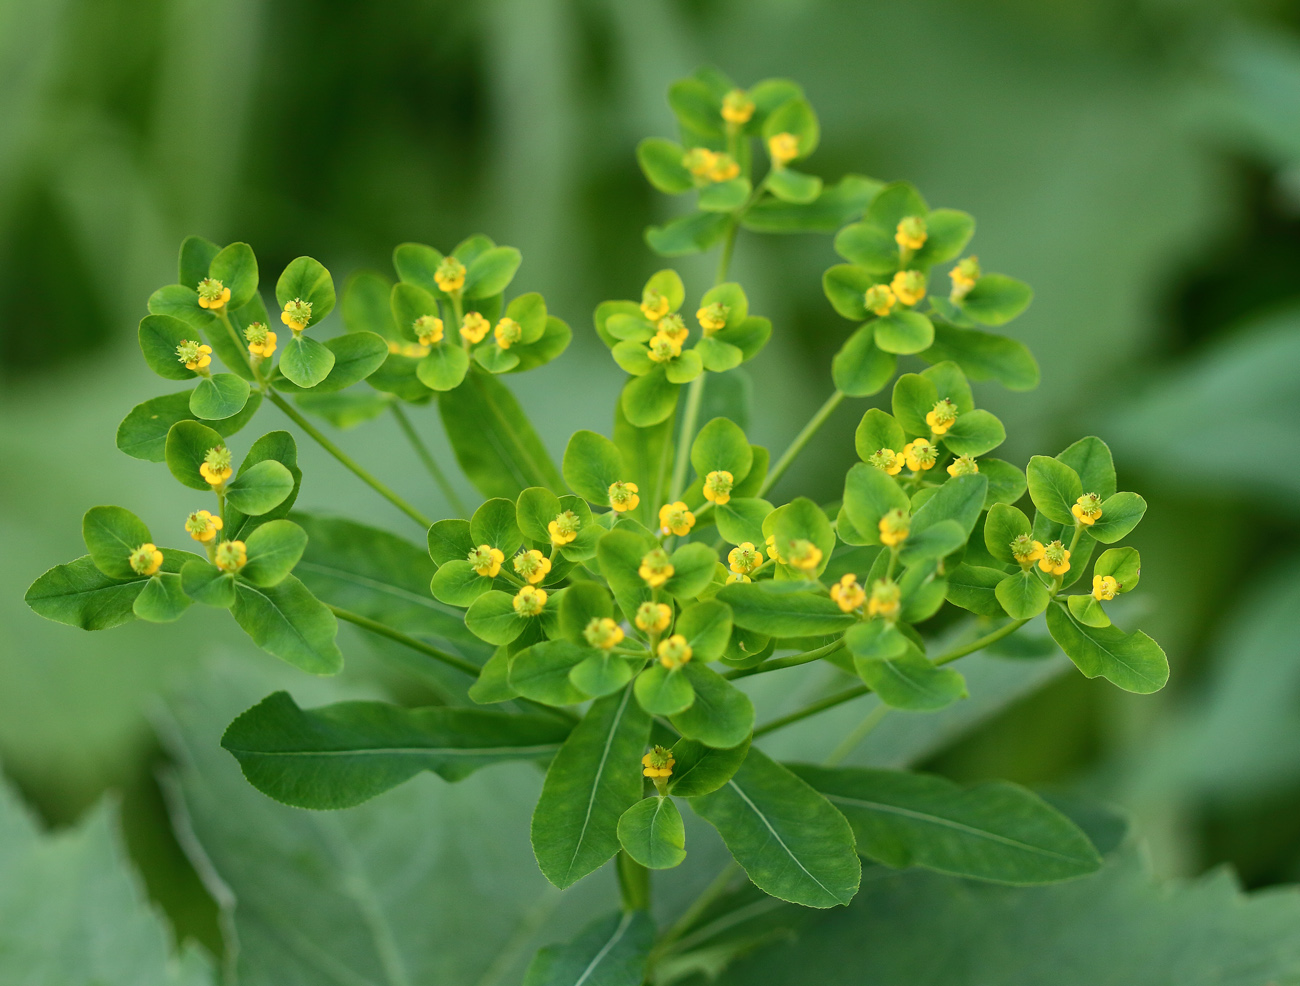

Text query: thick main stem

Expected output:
[759,389,845,497]
[390,404,467,518]
[268,391,432,529]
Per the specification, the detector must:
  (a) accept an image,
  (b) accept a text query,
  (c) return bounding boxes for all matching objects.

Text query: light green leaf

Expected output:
[671,663,754,749]
[224,459,294,516]
[232,575,343,675]
[523,911,655,986]
[618,798,687,870]
[1046,604,1168,694]
[717,583,856,637]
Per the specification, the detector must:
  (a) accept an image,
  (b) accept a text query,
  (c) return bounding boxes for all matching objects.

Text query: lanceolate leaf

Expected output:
[523,910,655,986]
[231,575,343,675]
[222,691,571,809]
[690,748,860,908]
[791,766,1101,885]
[531,686,651,889]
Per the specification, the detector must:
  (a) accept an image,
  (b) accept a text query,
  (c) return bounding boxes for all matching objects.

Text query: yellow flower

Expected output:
[657,634,692,669]
[608,481,640,512]
[949,256,980,302]
[467,544,504,578]
[787,538,823,571]
[947,455,979,478]
[1071,493,1103,527]
[641,288,671,321]
[414,315,444,346]
[683,147,720,179]
[281,298,312,331]
[728,542,763,576]
[707,153,740,183]
[196,277,230,310]
[199,446,233,487]
[868,448,905,476]
[129,542,163,576]
[244,322,277,357]
[635,601,672,634]
[434,256,466,293]
[697,302,730,333]
[879,508,910,547]
[388,340,429,357]
[726,572,751,584]
[185,509,223,543]
[867,578,901,620]
[460,311,490,344]
[642,745,675,778]
[768,132,799,166]
[647,331,683,363]
[513,584,547,616]
[764,533,785,564]
[703,470,734,505]
[659,501,695,537]
[657,313,689,345]
[864,284,896,317]
[584,616,625,650]
[895,215,928,252]
[176,340,213,372]
[903,438,938,472]
[721,89,755,125]
[548,510,581,546]
[494,317,522,350]
[891,270,926,307]
[1038,540,1071,576]
[638,547,674,588]
[831,573,866,613]
[214,539,247,573]
[1092,575,1120,601]
[1010,535,1045,566]
[513,549,552,585]
[926,399,958,436]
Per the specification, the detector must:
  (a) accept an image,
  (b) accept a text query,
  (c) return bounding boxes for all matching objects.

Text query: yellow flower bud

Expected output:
[657,313,689,345]
[639,548,675,588]
[868,448,905,476]
[197,277,230,310]
[460,311,490,344]
[831,573,866,613]
[658,501,695,537]
[584,616,625,650]
[548,510,581,546]
[199,446,233,486]
[648,331,683,363]
[1010,535,1045,566]
[513,548,552,585]
[721,89,755,125]
[635,601,672,634]
[467,544,505,578]
[1039,540,1071,576]
[281,298,312,331]
[641,288,671,321]
[494,317,522,350]
[129,543,163,576]
[728,541,763,576]
[214,539,247,573]
[683,147,720,178]
[608,481,640,512]
[891,270,926,307]
[706,153,740,183]
[1092,574,1120,601]
[726,572,751,584]
[244,322,277,357]
[949,256,980,302]
[185,509,223,543]
[414,315,444,346]
[867,578,901,620]
[903,438,938,472]
[703,470,734,505]
[657,634,692,669]
[947,455,979,478]
[926,398,958,436]
[764,533,784,564]
[786,538,823,571]
[1071,493,1103,526]
[878,508,910,547]
[768,132,799,166]
[176,339,213,372]
[642,744,675,778]
[513,584,547,616]
[864,284,896,318]
[697,302,730,333]
[895,215,928,252]
[434,256,466,293]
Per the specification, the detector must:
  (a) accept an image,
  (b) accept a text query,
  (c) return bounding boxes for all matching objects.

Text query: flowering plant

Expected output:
[26,68,1164,980]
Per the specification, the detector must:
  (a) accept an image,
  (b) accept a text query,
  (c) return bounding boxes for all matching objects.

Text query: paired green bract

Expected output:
[25,63,1167,985]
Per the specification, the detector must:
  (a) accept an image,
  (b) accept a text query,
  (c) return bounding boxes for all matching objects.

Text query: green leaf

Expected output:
[138,314,200,380]
[793,766,1101,885]
[164,419,225,491]
[240,519,306,587]
[275,255,335,327]
[523,911,655,986]
[516,486,563,544]
[634,664,696,716]
[116,390,259,462]
[619,797,687,870]
[984,503,1032,564]
[571,651,636,700]
[717,582,856,637]
[222,431,302,541]
[1057,436,1117,500]
[822,264,877,321]
[147,283,211,331]
[224,459,294,516]
[467,590,529,646]
[694,335,743,372]
[189,372,251,420]
[921,322,1040,391]
[762,97,819,157]
[742,174,880,234]
[959,273,1033,326]
[342,269,400,339]
[946,564,1009,618]
[439,367,563,498]
[690,748,860,908]
[665,349,704,384]
[232,575,343,675]
[771,496,835,579]
[471,497,525,556]
[874,311,935,355]
[468,647,517,705]
[295,390,392,429]
[509,315,572,373]
[943,409,1005,457]
[133,572,193,623]
[855,409,906,462]
[662,543,719,603]
[179,234,220,287]
[996,569,1051,620]
[509,640,590,706]
[366,350,433,402]
[699,177,752,212]
[645,211,731,257]
[1068,593,1111,628]
[531,687,651,888]
[279,331,388,394]
[209,241,258,309]
[596,528,654,624]
[556,581,613,644]
[767,167,823,205]
[911,209,976,268]
[390,281,442,340]
[393,242,448,299]
[82,505,151,579]
[715,497,772,547]
[1088,492,1147,543]
[842,462,910,546]
[910,474,988,539]
[897,519,966,566]
[668,737,750,797]
[1027,455,1083,526]
[26,556,148,630]
[464,246,522,299]
[1095,547,1141,592]
[980,458,1027,507]
[564,429,624,504]
[430,560,495,607]
[891,372,938,436]
[1046,604,1168,694]
[221,691,569,809]
[691,417,752,483]
[0,780,215,986]
[832,326,896,398]
[671,663,754,748]
[855,641,967,712]
[621,366,681,427]
[278,333,336,388]
[415,342,470,391]
[180,559,236,608]
[637,136,693,193]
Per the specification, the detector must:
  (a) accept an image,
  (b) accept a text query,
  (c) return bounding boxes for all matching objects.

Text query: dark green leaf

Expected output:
[1045,604,1168,694]
[523,911,654,986]
[618,797,687,870]
[232,575,343,675]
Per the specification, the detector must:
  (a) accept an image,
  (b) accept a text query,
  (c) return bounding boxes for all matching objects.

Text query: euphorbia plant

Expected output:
[26,68,1166,981]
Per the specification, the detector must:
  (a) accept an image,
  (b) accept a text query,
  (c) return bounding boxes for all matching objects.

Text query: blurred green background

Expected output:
[5,0,1300,965]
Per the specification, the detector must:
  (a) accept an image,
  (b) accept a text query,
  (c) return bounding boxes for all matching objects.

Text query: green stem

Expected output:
[390,404,468,518]
[715,220,740,286]
[723,639,844,680]
[268,390,432,529]
[215,309,258,382]
[758,389,845,497]
[668,373,707,502]
[824,703,890,767]
[934,618,1029,666]
[616,851,651,912]
[654,861,740,956]
[327,604,481,676]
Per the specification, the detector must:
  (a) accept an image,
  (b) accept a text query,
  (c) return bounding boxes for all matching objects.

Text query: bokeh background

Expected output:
[4,0,1300,967]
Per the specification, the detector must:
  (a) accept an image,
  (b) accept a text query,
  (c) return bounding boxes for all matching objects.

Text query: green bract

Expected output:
[25,68,1167,983]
